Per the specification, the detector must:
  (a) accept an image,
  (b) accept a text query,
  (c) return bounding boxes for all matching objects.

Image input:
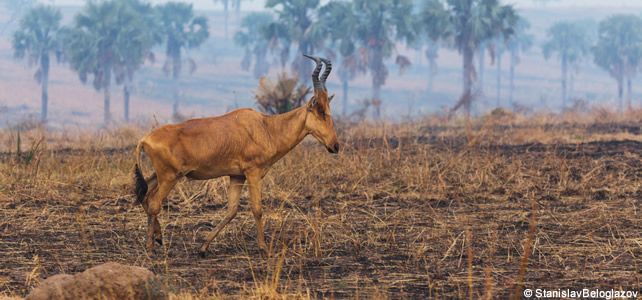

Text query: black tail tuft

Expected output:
[134,164,148,204]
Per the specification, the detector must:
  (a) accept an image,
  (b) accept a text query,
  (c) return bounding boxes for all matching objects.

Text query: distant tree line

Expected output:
[236,0,522,117]
[12,0,209,125]
[11,0,642,124]
[237,0,642,116]
[541,15,642,112]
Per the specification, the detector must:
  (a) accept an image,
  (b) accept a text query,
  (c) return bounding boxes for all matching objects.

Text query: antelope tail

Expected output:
[134,141,148,205]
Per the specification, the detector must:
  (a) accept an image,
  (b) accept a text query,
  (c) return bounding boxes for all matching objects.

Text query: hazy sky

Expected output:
[51,0,642,10]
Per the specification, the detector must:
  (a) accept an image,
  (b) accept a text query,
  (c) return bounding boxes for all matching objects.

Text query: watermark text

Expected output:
[523,288,638,299]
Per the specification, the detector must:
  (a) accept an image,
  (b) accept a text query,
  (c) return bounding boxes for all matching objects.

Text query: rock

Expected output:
[25,262,168,300]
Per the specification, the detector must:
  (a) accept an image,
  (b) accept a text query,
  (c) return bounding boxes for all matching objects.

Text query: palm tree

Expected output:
[567,19,596,103]
[12,4,65,122]
[507,19,533,106]
[213,0,231,39]
[214,0,250,39]
[116,0,160,122]
[542,21,590,109]
[477,40,488,96]
[494,37,506,107]
[337,55,363,116]
[418,0,447,96]
[234,12,272,79]
[262,0,324,84]
[260,17,290,70]
[66,0,151,125]
[478,41,509,99]
[156,2,209,118]
[232,0,249,23]
[319,0,417,118]
[425,38,439,95]
[352,0,417,103]
[592,14,642,111]
[317,0,362,116]
[422,0,519,114]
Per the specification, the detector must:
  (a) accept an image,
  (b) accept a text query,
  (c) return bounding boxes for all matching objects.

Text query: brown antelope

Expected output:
[134,55,338,256]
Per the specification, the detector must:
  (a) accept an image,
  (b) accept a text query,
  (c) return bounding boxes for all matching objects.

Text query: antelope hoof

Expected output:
[259,245,269,256]
[155,237,163,246]
[199,249,208,258]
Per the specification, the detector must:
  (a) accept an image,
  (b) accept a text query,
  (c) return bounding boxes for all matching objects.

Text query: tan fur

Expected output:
[134,90,338,255]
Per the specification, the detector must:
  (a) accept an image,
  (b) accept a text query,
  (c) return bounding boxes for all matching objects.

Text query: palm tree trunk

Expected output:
[371,46,382,99]
[172,50,181,118]
[223,0,229,39]
[462,45,474,114]
[478,46,485,95]
[123,82,130,122]
[235,0,241,24]
[373,80,381,120]
[496,54,501,107]
[253,47,268,79]
[373,84,381,99]
[617,75,623,112]
[561,53,567,109]
[428,57,435,94]
[342,79,348,117]
[103,61,111,125]
[371,45,384,120]
[509,49,515,106]
[627,77,632,109]
[569,70,574,104]
[40,54,49,122]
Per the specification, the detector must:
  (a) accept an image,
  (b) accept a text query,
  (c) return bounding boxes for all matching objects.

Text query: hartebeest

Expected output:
[134,55,338,256]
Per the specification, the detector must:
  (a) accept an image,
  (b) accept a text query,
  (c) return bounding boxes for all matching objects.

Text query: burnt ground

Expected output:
[0,124,641,298]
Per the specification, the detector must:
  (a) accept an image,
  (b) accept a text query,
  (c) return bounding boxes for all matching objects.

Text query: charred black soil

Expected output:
[0,122,641,298]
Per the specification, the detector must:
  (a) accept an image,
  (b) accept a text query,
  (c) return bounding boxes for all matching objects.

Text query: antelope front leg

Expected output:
[147,215,155,251]
[246,171,268,255]
[153,217,163,245]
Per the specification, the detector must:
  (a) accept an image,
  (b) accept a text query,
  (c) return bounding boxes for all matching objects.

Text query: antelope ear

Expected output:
[307,96,317,111]
[328,94,335,103]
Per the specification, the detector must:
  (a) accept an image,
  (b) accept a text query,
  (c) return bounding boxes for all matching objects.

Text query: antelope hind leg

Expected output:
[199,176,244,257]
[144,173,178,252]
[247,172,268,255]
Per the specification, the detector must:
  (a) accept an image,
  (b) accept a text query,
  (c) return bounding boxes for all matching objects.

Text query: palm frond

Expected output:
[255,72,311,114]
[11,4,63,85]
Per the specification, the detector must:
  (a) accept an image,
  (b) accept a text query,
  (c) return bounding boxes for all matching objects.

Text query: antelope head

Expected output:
[303,54,339,154]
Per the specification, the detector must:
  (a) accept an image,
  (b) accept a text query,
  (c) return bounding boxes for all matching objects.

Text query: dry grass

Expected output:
[0,108,641,299]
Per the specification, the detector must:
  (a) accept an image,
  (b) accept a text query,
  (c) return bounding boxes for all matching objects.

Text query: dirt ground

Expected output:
[0,118,641,298]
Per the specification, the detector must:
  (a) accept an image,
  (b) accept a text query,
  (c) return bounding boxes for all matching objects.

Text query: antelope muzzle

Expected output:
[327,143,340,154]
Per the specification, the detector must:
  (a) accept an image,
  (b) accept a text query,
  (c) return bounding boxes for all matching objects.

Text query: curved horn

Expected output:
[320,58,332,91]
[303,54,323,92]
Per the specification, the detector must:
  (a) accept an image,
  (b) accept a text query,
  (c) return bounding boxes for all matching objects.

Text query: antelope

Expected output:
[133,55,338,256]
